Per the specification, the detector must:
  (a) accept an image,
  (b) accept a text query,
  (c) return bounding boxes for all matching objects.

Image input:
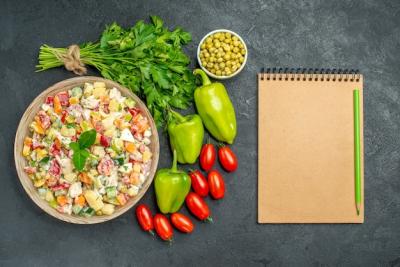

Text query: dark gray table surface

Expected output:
[1,0,400,266]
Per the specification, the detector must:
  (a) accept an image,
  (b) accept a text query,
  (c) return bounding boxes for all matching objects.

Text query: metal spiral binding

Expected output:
[260,68,360,82]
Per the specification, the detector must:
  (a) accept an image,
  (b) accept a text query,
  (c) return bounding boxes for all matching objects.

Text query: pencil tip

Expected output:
[357,210,360,216]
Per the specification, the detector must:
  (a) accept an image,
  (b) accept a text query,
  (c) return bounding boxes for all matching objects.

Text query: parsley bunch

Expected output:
[37,16,196,127]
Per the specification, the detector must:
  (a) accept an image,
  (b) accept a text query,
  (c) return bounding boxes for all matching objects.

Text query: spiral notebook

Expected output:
[258,68,364,223]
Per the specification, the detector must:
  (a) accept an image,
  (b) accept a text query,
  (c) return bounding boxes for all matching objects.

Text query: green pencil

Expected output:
[353,89,361,215]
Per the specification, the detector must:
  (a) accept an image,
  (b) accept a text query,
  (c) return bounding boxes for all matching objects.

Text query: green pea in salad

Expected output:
[22,82,153,217]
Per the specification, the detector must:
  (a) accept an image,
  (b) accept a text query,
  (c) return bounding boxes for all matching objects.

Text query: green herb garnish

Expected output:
[66,123,75,129]
[78,129,97,149]
[70,130,96,171]
[69,142,80,152]
[39,156,50,164]
[36,16,196,127]
[114,156,125,166]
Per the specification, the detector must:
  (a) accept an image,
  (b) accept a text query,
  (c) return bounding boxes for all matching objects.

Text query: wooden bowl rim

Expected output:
[14,76,159,224]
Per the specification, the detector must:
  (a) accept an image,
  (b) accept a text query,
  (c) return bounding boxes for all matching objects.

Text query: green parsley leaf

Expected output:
[36,16,196,127]
[150,15,163,30]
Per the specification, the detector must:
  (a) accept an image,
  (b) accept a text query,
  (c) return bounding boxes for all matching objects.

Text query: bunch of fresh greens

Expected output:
[69,130,97,171]
[36,16,196,126]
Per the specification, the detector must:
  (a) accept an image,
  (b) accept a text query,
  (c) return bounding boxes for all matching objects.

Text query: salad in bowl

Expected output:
[15,77,159,223]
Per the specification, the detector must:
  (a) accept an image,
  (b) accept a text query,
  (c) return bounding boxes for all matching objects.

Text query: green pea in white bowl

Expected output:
[197,29,247,80]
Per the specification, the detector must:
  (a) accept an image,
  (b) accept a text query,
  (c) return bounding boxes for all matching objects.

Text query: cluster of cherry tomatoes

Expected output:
[135,143,238,242]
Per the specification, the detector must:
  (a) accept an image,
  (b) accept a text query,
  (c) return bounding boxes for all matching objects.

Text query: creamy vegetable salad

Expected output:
[22,82,153,217]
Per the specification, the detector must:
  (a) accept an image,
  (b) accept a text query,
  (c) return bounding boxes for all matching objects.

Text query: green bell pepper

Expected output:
[168,109,204,164]
[154,150,191,214]
[193,69,237,144]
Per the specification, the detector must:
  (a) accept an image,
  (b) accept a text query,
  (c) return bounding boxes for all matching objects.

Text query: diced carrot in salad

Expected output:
[125,142,136,153]
[74,195,86,206]
[22,83,153,217]
[56,195,68,206]
[79,173,92,185]
[53,95,62,114]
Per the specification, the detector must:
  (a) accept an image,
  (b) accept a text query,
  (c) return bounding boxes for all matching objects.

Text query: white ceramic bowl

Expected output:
[197,29,248,80]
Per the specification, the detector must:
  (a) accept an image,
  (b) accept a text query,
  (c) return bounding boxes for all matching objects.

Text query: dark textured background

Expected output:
[1,0,400,266]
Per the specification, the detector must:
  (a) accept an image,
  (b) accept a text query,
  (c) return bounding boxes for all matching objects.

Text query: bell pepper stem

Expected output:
[169,109,185,123]
[194,69,211,86]
[171,149,178,172]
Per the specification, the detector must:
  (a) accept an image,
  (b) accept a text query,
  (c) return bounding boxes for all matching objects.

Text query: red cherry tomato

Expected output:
[45,96,54,105]
[218,145,238,172]
[185,192,211,221]
[153,214,173,241]
[208,170,225,199]
[170,213,194,233]
[135,204,154,234]
[189,170,209,197]
[60,110,68,123]
[100,135,111,147]
[200,143,216,171]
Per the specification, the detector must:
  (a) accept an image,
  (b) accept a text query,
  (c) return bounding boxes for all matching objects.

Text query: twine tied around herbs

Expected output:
[55,45,87,75]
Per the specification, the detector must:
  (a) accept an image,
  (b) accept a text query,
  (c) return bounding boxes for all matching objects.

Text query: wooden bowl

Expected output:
[14,76,159,224]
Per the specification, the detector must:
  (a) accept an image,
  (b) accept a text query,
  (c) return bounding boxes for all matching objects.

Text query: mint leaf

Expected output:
[71,131,95,171]
[78,130,97,149]
[70,142,80,152]
[73,149,89,171]
[80,149,89,158]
